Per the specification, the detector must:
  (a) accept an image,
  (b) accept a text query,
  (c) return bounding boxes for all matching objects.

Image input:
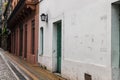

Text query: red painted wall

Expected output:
[10,0,39,64]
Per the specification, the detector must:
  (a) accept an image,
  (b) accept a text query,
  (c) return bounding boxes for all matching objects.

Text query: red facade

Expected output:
[8,0,39,64]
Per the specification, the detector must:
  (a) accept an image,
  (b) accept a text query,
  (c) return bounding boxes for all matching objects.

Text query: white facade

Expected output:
[38,0,120,80]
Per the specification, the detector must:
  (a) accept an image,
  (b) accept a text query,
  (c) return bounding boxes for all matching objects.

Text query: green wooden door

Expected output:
[57,22,61,73]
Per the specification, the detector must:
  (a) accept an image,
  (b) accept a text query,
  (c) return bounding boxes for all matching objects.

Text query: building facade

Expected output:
[38,0,120,80]
[7,0,39,64]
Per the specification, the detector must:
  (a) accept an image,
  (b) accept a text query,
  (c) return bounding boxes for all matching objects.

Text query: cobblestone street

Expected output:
[0,49,66,80]
[0,51,17,80]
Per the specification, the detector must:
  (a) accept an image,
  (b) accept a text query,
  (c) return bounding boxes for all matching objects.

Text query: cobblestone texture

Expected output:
[0,55,17,80]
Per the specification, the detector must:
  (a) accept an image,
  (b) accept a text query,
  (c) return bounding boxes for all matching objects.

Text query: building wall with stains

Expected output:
[38,0,119,80]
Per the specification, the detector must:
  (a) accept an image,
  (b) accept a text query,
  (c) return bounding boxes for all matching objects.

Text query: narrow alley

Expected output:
[0,0,120,80]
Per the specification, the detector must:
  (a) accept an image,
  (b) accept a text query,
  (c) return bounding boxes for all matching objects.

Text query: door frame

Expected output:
[52,14,64,73]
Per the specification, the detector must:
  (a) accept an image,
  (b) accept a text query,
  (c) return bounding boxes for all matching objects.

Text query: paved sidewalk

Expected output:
[0,51,17,80]
[4,51,67,80]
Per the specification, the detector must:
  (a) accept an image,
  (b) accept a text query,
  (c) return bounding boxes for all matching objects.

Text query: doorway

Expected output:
[19,24,23,57]
[111,3,120,80]
[53,20,62,73]
[24,24,27,58]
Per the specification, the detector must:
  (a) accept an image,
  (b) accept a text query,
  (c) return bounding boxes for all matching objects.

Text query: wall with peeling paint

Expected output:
[38,0,120,80]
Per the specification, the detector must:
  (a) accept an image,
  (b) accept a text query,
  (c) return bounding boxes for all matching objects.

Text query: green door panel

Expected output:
[57,22,61,73]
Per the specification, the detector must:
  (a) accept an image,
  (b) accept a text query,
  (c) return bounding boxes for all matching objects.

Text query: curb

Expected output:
[0,49,19,80]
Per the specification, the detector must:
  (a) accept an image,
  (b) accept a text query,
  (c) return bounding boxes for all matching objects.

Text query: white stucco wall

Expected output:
[38,0,120,80]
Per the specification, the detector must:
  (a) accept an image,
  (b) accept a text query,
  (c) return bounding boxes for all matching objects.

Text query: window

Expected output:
[31,20,35,54]
[40,27,44,55]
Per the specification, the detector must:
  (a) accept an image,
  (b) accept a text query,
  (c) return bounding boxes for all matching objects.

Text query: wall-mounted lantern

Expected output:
[40,13,48,22]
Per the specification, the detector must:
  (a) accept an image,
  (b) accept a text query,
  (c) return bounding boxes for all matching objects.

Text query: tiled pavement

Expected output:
[0,52,17,80]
